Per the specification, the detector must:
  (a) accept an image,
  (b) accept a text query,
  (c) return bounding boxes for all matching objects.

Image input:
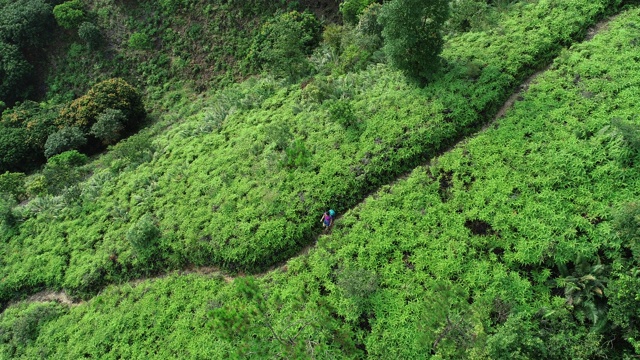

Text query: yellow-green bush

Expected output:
[57,78,146,134]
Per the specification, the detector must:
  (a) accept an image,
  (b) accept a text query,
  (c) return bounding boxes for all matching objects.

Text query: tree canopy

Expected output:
[378,0,449,82]
[0,0,54,105]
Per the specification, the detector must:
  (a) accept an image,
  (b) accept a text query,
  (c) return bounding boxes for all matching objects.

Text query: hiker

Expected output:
[321,209,335,232]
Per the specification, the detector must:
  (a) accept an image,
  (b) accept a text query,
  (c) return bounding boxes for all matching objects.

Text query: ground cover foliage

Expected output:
[3,6,640,357]
[43,0,305,104]
[0,0,626,306]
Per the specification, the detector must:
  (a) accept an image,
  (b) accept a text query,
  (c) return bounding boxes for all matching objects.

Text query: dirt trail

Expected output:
[15,15,616,308]
[25,291,80,306]
[8,266,235,308]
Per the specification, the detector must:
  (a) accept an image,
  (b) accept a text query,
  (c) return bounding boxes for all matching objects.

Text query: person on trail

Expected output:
[321,209,335,232]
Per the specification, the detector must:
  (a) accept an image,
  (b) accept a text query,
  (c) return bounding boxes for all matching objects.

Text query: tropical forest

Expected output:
[1,0,640,358]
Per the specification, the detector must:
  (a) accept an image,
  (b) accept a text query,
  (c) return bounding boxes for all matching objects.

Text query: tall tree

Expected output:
[0,42,32,105]
[0,0,54,105]
[378,0,449,82]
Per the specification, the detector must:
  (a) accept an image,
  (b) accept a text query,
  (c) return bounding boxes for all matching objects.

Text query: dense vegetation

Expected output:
[1,0,640,357]
[0,0,57,106]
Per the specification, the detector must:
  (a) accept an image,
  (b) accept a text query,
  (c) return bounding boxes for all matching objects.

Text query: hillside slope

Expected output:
[2,5,640,358]
[0,0,623,308]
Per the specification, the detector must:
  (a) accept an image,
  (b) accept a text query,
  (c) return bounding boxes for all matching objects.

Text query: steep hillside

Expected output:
[2,5,640,358]
[44,0,320,101]
[0,0,622,306]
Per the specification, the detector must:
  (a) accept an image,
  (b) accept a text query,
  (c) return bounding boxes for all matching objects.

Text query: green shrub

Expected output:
[77,21,102,50]
[53,0,85,30]
[0,302,66,358]
[355,2,384,55]
[108,131,155,170]
[357,3,383,38]
[249,11,321,80]
[24,174,47,197]
[0,196,17,228]
[339,0,378,25]
[0,124,32,172]
[486,305,605,359]
[91,108,126,145]
[0,172,26,201]
[613,202,640,260]
[283,139,311,168]
[46,149,87,168]
[379,0,449,82]
[447,0,490,33]
[265,121,292,151]
[0,0,53,48]
[2,100,59,151]
[612,118,640,166]
[319,4,384,75]
[0,41,32,105]
[300,77,337,104]
[608,268,640,353]
[128,32,153,50]
[323,24,345,54]
[338,43,372,73]
[42,150,88,194]
[127,213,161,259]
[158,0,198,14]
[337,267,378,315]
[0,0,54,104]
[328,100,357,128]
[0,101,57,171]
[44,126,87,158]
